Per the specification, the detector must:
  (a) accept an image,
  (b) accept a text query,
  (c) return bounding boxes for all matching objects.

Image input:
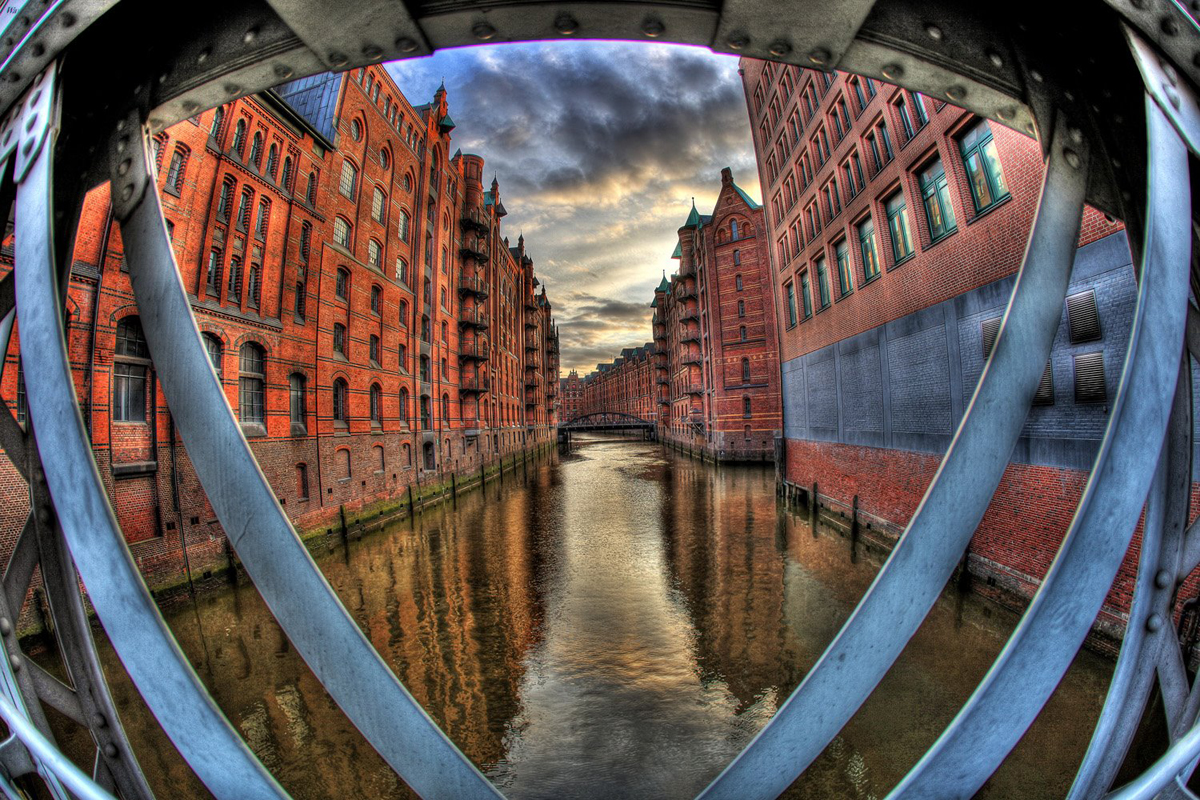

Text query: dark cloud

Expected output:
[386,42,758,373]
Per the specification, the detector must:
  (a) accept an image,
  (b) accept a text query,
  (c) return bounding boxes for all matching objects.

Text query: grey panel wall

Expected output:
[781,231,1147,472]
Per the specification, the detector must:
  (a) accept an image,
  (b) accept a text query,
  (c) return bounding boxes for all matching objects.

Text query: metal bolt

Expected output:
[925,23,943,40]
[1147,613,1164,632]
[642,18,665,38]
[472,22,497,40]
[1063,148,1081,169]
[243,27,258,45]
[0,619,11,636]
[6,73,18,84]
[121,184,134,202]
[881,63,904,80]
[554,14,578,35]
[60,12,76,27]
[274,63,293,79]
[1030,69,1044,83]
[1156,569,1172,589]
[1162,16,1180,36]
[1166,85,1181,110]
[9,655,19,672]
[396,37,418,53]
[92,713,107,729]
[224,83,241,97]
[182,100,199,114]
[196,48,210,65]
[117,158,130,177]
[945,85,966,101]
[363,44,383,60]
[328,52,349,67]
[36,507,50,525]
[727,33,749,51]
[1131,0,1149,9]
[808,47,831,65]
[158,72,169,84]
[987,50,1003,68]
[768,40,791,57]
[103,743,118,759]
[30,42,42,57]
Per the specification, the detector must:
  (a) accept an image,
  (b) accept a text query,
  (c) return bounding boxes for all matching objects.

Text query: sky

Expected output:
[384,42,761,376]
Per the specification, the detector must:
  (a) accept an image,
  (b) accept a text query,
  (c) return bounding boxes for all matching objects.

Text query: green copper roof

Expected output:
[439,114,456,131]
[683,201,702,229]
[657,274,670,292]
[732,181,761,210]
[671,241,681,259]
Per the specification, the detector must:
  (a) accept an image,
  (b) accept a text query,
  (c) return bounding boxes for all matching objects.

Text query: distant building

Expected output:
[560,370,584,421]
[0,65,559,589]
[651,168,782,461]
[578,345,655,423]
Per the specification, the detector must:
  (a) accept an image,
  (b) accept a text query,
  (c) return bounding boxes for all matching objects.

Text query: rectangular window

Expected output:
[885,191,915,262]
[112,363,147,422]
[895,96,915,140]
[912,91,930,126]
[785,282,797,327]
[920,158,958,240]
[815,257,831,310]
[878,121,894,160]
[858,217,881,282]
[800,271,813,319]
[334,218,350,247]
[959,121,1010,213]
[835,240,853,297]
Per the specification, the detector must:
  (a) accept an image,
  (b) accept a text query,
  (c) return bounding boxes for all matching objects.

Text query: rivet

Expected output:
[30,42,42,57]
[1147,613,1164,632]
[1166,85,1181,110]
[121,184,133,202]
[116,136,128,153]
[29,89,39,107]
[808,47,831,65]
[117,158,130,176]
[158,72,169,84]
[727,33,749,50]
[1063,148,1081,169]
[7,72,20,84]
[60,12,75,27]
[1030,69,1044,83]
[21,138,32,156]
[946,85,966,101]
[987,50,1003,68]
[642,18,665,38]
[182,100,199,114]
[997,107,1010,121]
[396,36,418,53]
[554,14,578,35]
[0,619,11,636]
[133,83,144,96]
[1131,0,1149,9]
[1162,16,1180,36]
[115,118,126,131]
[363,44,383,59]
[243,27,258,45]
[1025,121,1036,135]
[9,655,19,672]
[471,21,496,40]
[2,37,11,48]
[149,117,163,130]
[224,83,241,97]
[1064,90,1076,103]
[925,23,943,40]
[1112,157,1122,169]
[766,40,791,57]
[196,48,210,65]
[92,713,107,728]
[328,52,349,67]
[882,63,904,80]
[36,506,50,525]
[1155,569,1172,588]
[274,63,294,79]
[103,743,117,759]
[1162,59,1179,85]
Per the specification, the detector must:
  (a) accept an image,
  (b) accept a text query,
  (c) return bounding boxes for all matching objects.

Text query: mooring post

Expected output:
[811,481,819,536]
[407,484,415,515]
[338,504,348,539]
[451,472,457,500]
[850,495,860,563]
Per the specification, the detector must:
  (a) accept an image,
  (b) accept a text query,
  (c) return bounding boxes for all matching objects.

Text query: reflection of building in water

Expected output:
[0,64,561,593]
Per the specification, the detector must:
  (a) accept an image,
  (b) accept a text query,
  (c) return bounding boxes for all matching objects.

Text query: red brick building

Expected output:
[651,168,782,461]
[578,345,656,423]
[738,58,1159,637]
[0,67,559,590]
[560,370,584,421]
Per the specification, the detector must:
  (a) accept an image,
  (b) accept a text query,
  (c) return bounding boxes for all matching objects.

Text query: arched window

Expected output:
[227,257,243,303]
[399,387,410,425]
[398,299,408,326]
[249,132,263,169]
[350,119,362,141]
[238,343,265,425]
[403,172,412,192]
[209,106,225,140]
[289,373,307,432]
[335,268,349,300]
[299,222,311,263]
[205,249,223,296]
[743,396,752,418]
[296,463,309,499]
[255,197,270,239]
[423,441,435,470]
[232,119,246,156]
[441,393,450,423]
[236,188,253,231]
[742,358,750,383]
[247,264,261,309]
[734,250,742,266]
[216,177,235,221]
[396,257,408,285]
[202,333,222,376]
[280,156,293,190]
[731,219,740,240]
[368,239,382,268]
[430,149,439,183]
[337,448,351,478]
[370,285,382,314]
[370,383,382,423]
[294,282,306,319]
[738,299,746,318]
[372,187,386,222]
[333,323,346,356]
[306,172,317,205]
[369,334,380,365]
[740,325,747,341]
[266,144,278,179]
[333,378,348,424]
[165,146,188,195]
[397,209,410,242]
[735,273,743,290]
[379,148,390,169]
[334,217,351,248]
[373,445,385,472]
[113,317,149,423]
[420,394,431,429]
[403,443,412,465]
[339,159,357,199]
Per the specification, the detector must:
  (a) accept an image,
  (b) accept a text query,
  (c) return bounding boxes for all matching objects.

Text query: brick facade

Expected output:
[0,68,559,593]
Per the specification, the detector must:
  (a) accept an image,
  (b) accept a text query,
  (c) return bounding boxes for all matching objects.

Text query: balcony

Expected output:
[525,298,538,312]
[524,317,538,329]
[658,397,670,405]
[461,210,489,233]
[676,288,697,302]
[654,330,667,342]
[458,307,490,330]
[682,356,702,367]
[682,333,700,345]
[656,377,669,386]
[681,310,699,324]
[457,275,489,299]
[458,340,490,362]
[684,383,704,395]
[459,238,489,262]
[525,337,538,352]
[525,375,540,389]
[525,358,540,372]
[460,372,491,394]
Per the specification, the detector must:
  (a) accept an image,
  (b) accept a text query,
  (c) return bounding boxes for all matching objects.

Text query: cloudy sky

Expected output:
[384,42,760,375]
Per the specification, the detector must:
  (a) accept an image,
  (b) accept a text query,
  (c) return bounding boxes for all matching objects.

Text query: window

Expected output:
[333,378,348,424]
[247,264,261,308]
[350,119,362,141]
[735,274,743,291]
[399,299,409,326]
[205,249,223,296]
[165,147,188,194]
[742,358,751,383]
[333,323,346,356]
[731,219,739,240]
[372,187,386,222]
[113,317,149,423]
[227,257,242,303]
[281,156,292,190]
[370,285,382,314]
[370,384,382,423]
[835,240,853,297]
[785,281,798,326]
[238,343,265,425]
[296,463,309,499]
[739,326,747,341]
[236,188,252,231]
[216,178,234,222]
[878,121,894,160]
[255,197,270,240]
[289,373,307,431]
[743,396,752,418]
[738,299,746,317]
[1074,352,1107,404]
[959,121,1009,213]
[1066,290,1103,343]
[249,132,263,169]
[920,158,958,240]
[398,209,410,242]
[232,119,246,157]
[369,334,380,365]
[209,106,225,140]
[815,256,831,309]
[306,172,317,205]
[299,223,311,264]
[895,96,915,140]
[368,240,382,269]
[203,333,222,375]
[912,91,930,126]
[399,387,410,425]
[420,395,431,429]
[334,217,351,248]
[885,191,915,262]
[858,218,880,282]
[800,271,813,319]
[294,282,306,319]
[266,145,278,179]
[335,268,349,300]
[339,160,358,199]
[441,393,450,423]
[374,445,385,471]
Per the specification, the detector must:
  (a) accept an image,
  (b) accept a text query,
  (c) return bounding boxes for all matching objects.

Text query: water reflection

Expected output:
[44,435,1111,798]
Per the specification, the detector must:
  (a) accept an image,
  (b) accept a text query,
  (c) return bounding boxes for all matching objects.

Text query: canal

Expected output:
[45,436,1114,798]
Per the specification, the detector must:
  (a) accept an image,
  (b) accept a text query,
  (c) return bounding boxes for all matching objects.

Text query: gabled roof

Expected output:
[671,241,681,259]
[731,181,761,210]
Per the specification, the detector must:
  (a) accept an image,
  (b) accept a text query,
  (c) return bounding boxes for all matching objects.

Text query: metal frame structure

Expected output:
[0,0,1195,797]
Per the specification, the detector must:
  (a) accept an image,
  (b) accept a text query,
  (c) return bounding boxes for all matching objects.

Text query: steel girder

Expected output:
[0,0,1195,798]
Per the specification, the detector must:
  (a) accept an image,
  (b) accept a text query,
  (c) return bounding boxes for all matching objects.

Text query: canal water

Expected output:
[47,436,1113,798]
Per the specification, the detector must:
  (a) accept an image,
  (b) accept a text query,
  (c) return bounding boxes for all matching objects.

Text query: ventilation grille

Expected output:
[1033,362,1054,405]
[981,317,1002,358]
[1066,290,1102,343]
[1074,351,1107,403]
